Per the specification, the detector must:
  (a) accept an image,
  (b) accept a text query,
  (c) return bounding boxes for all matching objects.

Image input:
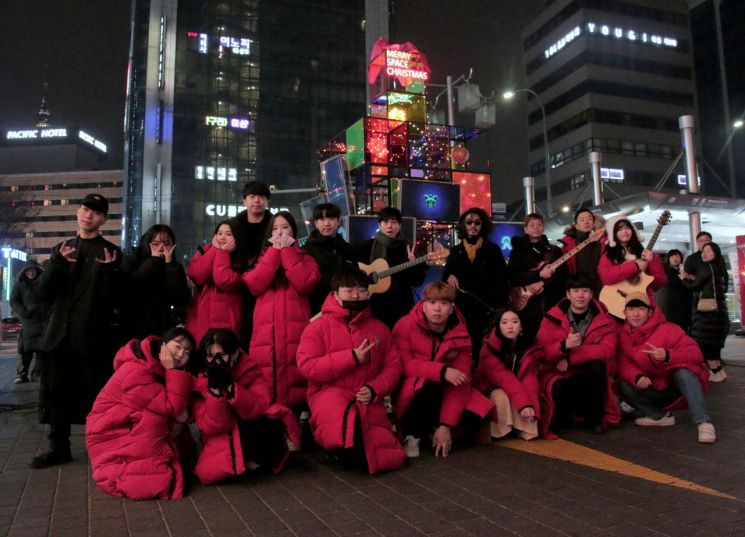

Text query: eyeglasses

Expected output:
[464,220,482,226]
[338,287,369,297]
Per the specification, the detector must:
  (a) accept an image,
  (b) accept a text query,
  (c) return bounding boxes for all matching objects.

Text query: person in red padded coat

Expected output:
[191,328,291,484]
[616,292,716,443]
[86,327,195,500]
[242,211,320,445]
[535,275,620,438]
[598,215,667,315]
[296,268,405,474]
[185,220,247,346]
[393,282,495,459]
[474,308,541,440]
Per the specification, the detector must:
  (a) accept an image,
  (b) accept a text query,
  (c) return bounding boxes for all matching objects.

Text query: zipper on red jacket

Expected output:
[341,399,355,447]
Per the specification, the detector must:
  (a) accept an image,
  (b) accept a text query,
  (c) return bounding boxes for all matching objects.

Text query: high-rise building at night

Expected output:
[124,0,389,256]
[520,0,695,212]
[689,0,745,198]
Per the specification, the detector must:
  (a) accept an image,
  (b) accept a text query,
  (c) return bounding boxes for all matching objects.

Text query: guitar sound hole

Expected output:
[628,275,640,285]
[369,273,379,284]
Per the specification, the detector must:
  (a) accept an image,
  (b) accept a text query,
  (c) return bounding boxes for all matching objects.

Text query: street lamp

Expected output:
[503,88,552,215]
[734,119,744,129]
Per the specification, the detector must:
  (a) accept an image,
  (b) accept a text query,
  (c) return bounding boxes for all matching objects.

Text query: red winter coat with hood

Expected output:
[243,244,320,407]
[86,337,192,500]
[392,303,495,427]
[617,306,708,410]
[186,245,244,345]
[296,294,405,475]
[192,349,287,485]
[474,331,542,417]
[535,299,620,438]
[598,250,667,305]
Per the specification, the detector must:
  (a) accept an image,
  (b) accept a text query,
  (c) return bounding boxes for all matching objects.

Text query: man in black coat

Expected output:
[229,181,273,346]
[352,207,426,329]
[32,193,122,468]
[507,213,567,342]
[442,208,508,362]
[303,203,354,314]
[10,260,47,383]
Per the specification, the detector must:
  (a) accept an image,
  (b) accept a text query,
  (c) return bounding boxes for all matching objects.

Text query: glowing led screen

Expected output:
[320,155,352,217]
[399,180,460,222]
[488,223,523,259]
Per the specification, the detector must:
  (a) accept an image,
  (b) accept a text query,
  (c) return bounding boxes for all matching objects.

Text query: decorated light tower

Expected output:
[315,38,493,249]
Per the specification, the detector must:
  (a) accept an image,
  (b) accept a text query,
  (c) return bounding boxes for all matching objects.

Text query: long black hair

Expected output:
[456,207,492,240]
[133,224,177,261]
[489,307,529,368]
[189,327,241,374]
[604,218,643,264]
[214,219,249,273]
[262,210,298,246]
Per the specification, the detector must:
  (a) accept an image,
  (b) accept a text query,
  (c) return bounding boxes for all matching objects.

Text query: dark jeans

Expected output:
[550,360,607,431]
[17,350,34,378]
[619,369,710,424]
[238,416,287,470]
[399,382,482,443]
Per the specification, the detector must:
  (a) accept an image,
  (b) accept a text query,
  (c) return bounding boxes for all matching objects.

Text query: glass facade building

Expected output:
[124,0,385,257]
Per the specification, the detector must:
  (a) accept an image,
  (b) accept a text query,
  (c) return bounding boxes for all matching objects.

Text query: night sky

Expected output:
[0,0,540,203]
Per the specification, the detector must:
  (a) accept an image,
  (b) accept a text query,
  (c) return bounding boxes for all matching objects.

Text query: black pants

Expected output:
[618,381,680,420]
[399,382,482,443]
[238,416,287,471]
[17,350,35,378]
[550,360,607,431]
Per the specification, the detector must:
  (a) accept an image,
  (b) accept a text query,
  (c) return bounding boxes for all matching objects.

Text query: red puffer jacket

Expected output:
[86,337,192,500]
[243,244,320,407]
[186,245,244,345]
[474,331,542,417]
[392,303,495,427]
[192,350,280,485]
[296,294,405,475]
[535,299,620,438]
[598,252,667,304]
[617,306,708,410]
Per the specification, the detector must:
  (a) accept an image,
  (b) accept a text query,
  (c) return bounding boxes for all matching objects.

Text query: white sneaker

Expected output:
[620,401,636,414]
[709,369,727,383]
[697,422,716,444]
[634,413,675,427]
[403,435,420,458]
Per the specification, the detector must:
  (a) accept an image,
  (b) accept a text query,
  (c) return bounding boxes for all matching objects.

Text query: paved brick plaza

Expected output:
[1,339,744,537]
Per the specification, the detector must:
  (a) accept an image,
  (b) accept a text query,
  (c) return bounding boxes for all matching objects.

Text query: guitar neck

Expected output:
[378,255,430,278]
[547,233,598,271]
[645,224,664,252]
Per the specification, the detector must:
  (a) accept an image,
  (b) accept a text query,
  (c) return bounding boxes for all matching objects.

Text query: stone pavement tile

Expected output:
[211,531,254,537]
[161,514,207,534]
[249,529,296,537]
[7,525,49,537]
[286,519,337,537]
[90,516,127,533]
[323,517,375,535]
[124,515,168,533]
[367,517,423,536]
[645,518,701,537]
[452,518,514,536]
[51,513,88,529]
[50,528,90,537]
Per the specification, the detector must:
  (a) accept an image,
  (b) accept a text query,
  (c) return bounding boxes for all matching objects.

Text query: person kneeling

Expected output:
[296,268,404,474]
[475,308,541,440]
[192,328,290,484]
[617,292,716,443]
[393,282,494,458]
[86,327,195,500]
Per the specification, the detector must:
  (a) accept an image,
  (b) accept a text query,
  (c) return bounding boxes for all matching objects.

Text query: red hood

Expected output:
[113,336,164,375]
[409,300,469,342]
[623,306,666,342]
[320,292,374,324]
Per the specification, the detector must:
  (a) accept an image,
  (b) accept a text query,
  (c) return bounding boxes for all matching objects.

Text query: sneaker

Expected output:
[634,413,675,427]
[697,422,716,443]
[13,376,29,384]
[30,449,73,469]
[709,368,727,383]
[403,435,420,458]
[620,401,636,414]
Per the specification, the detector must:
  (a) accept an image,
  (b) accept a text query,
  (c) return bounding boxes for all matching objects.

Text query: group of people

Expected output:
[9,182,729,501]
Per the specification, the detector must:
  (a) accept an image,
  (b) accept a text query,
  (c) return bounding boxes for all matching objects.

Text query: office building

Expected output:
[689,0,745,198]
[124,0,388,255]
[520,0,695,213]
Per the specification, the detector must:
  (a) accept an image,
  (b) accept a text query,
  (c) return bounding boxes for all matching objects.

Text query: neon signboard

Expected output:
[544,22,679,59]
[6,128,68,140]
[78,130,107,153]
[600,167,624,181]
[205,204,287,217]
[229,115,250,130]
[195,166,238,182]
[219,36,251,55]
[205,116,228,127]
[187,31,208,54]
[385,50,429,83]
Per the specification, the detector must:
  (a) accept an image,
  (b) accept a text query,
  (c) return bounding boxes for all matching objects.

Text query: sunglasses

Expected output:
[464,220,482,226]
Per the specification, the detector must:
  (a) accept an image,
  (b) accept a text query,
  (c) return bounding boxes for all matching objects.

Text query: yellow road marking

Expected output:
[499,438,738,501]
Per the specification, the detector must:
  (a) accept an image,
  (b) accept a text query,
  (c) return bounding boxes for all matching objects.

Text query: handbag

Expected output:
[696,265,719,312]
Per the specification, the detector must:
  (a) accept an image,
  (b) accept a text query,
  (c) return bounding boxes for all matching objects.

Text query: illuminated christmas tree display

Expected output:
[316,38,493,248]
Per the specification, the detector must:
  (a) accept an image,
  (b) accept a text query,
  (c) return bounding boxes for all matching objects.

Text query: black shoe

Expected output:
[30,450,73,469]
[13,376,29,384]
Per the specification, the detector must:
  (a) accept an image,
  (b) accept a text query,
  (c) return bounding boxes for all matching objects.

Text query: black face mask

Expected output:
[341,299,369,313]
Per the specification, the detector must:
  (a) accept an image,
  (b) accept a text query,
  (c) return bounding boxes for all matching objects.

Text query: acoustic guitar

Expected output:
[359,249,450,296]
[509,228,606,311]
[598,210,672,318]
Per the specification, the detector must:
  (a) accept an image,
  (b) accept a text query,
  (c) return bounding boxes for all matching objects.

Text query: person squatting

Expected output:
[19,183,726,501]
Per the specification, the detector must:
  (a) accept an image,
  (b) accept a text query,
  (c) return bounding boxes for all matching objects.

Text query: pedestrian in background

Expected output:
[655,249,692,333]
[10,260,47,384]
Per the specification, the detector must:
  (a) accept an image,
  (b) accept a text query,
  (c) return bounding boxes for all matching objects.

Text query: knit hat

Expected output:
[606,213,644,247]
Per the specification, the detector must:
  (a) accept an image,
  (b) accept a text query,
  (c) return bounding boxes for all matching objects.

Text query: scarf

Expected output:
[463,237,483,262]
[370,231,404,262]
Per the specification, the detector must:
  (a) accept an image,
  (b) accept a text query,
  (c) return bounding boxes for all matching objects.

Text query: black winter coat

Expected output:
[352,238,426,329]
[507,235,567,341]
[683,262,730,350]
[10,261,48,353]
[654,264,692,332]
[302,230,354,314]
[120,254,190,340]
